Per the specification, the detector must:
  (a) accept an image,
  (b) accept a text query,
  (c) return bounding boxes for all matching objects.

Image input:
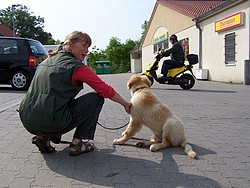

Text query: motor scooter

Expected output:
[142,54,199,90]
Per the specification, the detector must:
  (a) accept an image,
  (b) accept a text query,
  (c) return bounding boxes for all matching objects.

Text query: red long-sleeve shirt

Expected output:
[72,65,116,98]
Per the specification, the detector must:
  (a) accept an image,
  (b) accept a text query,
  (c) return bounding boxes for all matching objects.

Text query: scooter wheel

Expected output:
[179,74,195,90]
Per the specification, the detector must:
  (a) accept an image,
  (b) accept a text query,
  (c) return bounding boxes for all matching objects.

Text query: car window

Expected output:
[0,39,18,55]
[28,40,48,56]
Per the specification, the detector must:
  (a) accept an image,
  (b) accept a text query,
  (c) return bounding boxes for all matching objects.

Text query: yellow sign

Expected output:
[215,12,244,32]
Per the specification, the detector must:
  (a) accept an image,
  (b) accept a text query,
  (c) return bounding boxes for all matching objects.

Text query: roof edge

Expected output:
[193,0,246,22]
[140,1,158,48]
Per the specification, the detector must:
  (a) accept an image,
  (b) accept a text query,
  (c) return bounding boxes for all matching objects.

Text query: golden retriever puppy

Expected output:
[113,75,196,158]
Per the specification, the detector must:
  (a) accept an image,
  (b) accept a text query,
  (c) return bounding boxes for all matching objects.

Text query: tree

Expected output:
[105,37,136,73]
[141,20,149,38]
[0,5,55,44]
[136,20,149,47]
[87,20,148,74]
[87,46,107,71]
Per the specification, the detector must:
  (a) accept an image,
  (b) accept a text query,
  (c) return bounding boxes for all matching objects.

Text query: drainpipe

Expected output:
[195,21,202,69]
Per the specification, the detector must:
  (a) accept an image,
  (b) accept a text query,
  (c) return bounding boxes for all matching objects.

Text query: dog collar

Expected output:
[133,86,148,93]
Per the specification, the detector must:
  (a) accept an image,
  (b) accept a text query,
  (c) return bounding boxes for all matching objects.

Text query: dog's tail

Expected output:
[181,141,196,159]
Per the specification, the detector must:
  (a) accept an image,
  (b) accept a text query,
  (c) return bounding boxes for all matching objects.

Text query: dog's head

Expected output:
[127,75,151,92]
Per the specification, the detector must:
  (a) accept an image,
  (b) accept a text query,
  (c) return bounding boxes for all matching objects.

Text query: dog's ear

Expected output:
[127,81,132,90]
[142,75,151,88]
[127,75,137,90]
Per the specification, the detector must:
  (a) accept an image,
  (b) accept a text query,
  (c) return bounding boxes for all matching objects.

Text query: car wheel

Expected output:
[10,70,31,91]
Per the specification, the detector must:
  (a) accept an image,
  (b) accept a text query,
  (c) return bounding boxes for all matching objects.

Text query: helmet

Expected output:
[170,34,177,41]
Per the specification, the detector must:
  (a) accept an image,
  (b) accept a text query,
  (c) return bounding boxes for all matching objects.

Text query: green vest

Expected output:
[19,51,83,134]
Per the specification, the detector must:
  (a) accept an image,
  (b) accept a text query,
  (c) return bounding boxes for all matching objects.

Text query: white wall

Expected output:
[200,2,249,82]
[131,59,142,73]
[43,45,58,53]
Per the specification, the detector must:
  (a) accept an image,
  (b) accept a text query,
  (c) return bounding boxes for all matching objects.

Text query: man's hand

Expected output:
[155,54,161,61]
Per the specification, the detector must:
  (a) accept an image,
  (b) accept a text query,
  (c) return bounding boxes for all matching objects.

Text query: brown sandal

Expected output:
[32,136,56,153]
[69,141,94,156]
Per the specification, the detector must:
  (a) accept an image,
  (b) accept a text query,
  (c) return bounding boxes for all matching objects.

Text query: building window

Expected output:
[179,38,189,60]
[225,33,236,65]
[153,40,168,53]
[152,32,169,53]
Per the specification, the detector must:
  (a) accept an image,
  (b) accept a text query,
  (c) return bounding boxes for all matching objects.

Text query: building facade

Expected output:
[141,0,249,83]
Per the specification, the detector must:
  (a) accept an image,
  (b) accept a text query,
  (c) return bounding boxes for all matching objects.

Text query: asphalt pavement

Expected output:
[0,73,249,188]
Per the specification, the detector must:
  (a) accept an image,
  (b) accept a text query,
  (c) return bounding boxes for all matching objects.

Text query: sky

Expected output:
[1,0,156,50]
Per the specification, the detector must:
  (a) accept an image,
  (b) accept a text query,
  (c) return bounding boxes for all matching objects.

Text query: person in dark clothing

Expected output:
[19,31,132,156]
[157,34,185,82]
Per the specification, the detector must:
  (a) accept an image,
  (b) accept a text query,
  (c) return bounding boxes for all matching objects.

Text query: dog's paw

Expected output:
[149,144,159,152]
[187,151,196,159]
[113,139,119,145]
[136,142,145,148]
[113,139,123,145]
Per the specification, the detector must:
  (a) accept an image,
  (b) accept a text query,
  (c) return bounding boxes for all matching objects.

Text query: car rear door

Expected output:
[27,40,48,65]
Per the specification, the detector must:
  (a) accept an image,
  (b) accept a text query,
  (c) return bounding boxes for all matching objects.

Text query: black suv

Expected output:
[0,37,48,90]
